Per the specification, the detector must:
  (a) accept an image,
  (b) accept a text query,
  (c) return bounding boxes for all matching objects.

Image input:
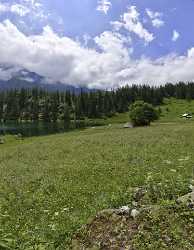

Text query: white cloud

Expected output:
[0,3,9,13]
[0,65,23,81]
[0,20,132,89]
[112,6,154,43]
[10,4,30,16]
[172,30,180,42]
[96,0,112,14]
[0,2,32,17]
[0,0,64,34]
[152,19,164,28]
[83,34,92,47]
[94,31,132,55]
[146,9,164,28]
[188,48,194,58]
[146,9,161,19]
[1,21,194,89]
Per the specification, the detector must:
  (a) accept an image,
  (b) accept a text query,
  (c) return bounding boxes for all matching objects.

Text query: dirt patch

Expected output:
[71,209,139,250]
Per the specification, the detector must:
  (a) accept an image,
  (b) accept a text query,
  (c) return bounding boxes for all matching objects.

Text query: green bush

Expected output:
[129,101,159,126]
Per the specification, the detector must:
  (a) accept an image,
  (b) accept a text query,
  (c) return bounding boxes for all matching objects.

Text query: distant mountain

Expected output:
[0,65,91,93]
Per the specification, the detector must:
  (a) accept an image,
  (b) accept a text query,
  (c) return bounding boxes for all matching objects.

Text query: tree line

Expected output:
[0,82,194,126]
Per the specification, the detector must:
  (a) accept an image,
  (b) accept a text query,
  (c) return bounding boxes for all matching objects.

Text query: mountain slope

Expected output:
[0,66,91,93]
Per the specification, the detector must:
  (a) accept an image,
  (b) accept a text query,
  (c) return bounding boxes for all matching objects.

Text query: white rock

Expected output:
[189,184,194,191]
[131,209,140,219]
[119,206,130,214]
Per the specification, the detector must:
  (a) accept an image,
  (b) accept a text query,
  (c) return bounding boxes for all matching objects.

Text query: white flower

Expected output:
[178,156,190,161]
[62,208,69,212]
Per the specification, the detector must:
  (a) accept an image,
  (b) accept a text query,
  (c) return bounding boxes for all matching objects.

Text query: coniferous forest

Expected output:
[0,82,194,126]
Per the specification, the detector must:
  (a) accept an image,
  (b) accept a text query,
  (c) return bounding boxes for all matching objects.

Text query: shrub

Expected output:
[129,101,159,127]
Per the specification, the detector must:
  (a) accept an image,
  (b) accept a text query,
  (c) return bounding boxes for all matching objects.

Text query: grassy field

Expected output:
[159,98,194,122]
[1,99,194,249]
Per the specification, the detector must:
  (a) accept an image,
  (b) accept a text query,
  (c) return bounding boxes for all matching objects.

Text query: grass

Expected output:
[159,98,194,122]
[0,99,194,249]
[86,112,129,126]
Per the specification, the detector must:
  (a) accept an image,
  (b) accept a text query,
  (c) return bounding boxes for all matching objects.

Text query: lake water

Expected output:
[0,122,70,137]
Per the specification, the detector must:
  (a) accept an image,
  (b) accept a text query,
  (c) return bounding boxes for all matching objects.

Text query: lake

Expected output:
[0,122,70,137]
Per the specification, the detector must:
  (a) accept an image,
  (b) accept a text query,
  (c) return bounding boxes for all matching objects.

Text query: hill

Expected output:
[159,98,194,122]
[0,100,194,249]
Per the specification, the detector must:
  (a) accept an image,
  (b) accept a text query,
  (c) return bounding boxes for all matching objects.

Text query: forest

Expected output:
[0,81,194,126]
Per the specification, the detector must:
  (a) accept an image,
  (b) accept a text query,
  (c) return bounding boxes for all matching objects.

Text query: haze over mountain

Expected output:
[0,65,90,92]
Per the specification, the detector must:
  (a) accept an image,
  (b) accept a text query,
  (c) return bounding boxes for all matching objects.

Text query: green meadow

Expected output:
[1,99,194,249]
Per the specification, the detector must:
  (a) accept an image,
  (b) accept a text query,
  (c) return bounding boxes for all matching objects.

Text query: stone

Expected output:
[123,123,133,128]
[0,138,4,144]
[130,209,140,219]
[116,206,130,215]
[133,187,146,202]
[177,191,194,208]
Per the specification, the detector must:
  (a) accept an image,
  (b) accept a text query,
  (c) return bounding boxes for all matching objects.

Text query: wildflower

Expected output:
[48,224,56,230]
[146,172,153,181]
[62,208,69,212]
[178,156,190,161]
[54,212,59,216]
[164,160,172,164]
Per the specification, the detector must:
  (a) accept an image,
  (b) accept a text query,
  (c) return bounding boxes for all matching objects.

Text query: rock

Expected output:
[177,191,194,208]
[97,207,131,217]
[133,187,146,202]
[123,122,133,128]
[17,133,23,139]
[116,206,130,215]
[130,209,140,219]
[189,184,194,191]
[132,201,138,207]
[0,138,4,144]
[162,235,171,244]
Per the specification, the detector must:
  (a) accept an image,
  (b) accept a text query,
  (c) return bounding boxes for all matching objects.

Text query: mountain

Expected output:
[0,65,91,93]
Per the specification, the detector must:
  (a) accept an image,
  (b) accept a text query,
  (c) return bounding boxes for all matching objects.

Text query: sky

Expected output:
[0,0,194,89]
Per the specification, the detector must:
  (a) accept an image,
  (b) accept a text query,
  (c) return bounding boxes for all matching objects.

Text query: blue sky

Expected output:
[0,0,194,88]
[29,0,194,57]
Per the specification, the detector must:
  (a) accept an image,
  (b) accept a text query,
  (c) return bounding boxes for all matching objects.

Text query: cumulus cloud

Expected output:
[146,9,164,28]
[1,20,194,89]
[172,30,180,42]
[96,0,112,14]
[116,54,194,85]
[0,20,132,88]
[112,6,154,43]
